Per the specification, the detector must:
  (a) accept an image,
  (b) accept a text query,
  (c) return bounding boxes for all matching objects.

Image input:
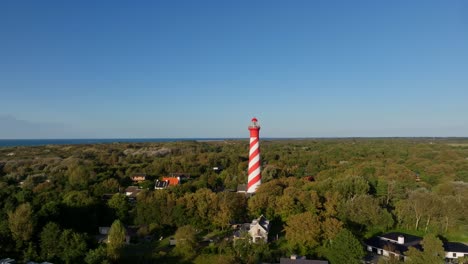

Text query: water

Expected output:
[0,138,236,147]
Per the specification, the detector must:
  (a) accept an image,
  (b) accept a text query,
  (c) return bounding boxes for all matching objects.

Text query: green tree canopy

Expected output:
[285,211,321,255]
[59,229,88,264]
[40,222,61,261]
[107,193,130,222]
[325,229,365,264]
[107,219,127,261]
[174,225,198,259]
[406,234,444,264]
[8,203,34,245]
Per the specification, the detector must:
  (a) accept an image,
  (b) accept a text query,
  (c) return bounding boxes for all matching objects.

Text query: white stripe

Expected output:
[248,136,261,193]
[249,142,259,155]
[248,167,261,181]
[247,181,261,193]
[248,154,260,168]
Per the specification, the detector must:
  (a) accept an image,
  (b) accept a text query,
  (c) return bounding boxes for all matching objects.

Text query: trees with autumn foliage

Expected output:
[0,138,468,263]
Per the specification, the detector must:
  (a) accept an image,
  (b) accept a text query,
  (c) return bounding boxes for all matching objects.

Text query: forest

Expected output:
[0,138,467,264]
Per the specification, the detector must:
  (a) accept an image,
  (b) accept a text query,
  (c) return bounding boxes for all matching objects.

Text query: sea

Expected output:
[0,138,238,147]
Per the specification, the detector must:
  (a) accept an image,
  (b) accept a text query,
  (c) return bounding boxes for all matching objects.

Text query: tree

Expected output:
[85,245,110,264]
[194,254,236,264]
[8,203,34,245]
[174,225,197,259]
[325,229,365,264]
[342,194,394,232]
[40,222,61,261]
[405,234,444,264]
[456,256,468,264]
[107,193,130,222]
[107,219,126,261]
[23,242,39,263]
[214,192,247,230]
[285,212,321,255]
[321,217,343,242]
[182,188,218,229]
[68,164,92,189]
[59,229,88,264]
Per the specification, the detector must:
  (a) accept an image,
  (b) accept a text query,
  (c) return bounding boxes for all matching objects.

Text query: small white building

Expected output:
[365,232,468,262]
[248,215,270,243]
[233,215,270,243]
[443,242,468,260]
[364,232,423,261]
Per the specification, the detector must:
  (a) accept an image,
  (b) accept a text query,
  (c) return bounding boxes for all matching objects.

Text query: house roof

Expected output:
[162,177,180,186]
[365,236,422,254]
[124,186,142,197]
[367,232,468,255]
[443,242,468,253]
[155,180,169,189]
[237,184,247,192]
[125,186,140,192]
[378,232,422,246]
[279,258,328,264]
[233,223,251,238]
[254,215,270,231]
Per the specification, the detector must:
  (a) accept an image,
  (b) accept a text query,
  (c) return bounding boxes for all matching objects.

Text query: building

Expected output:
[130,173,147,183]
[249,215,270,242]
[443,242,468,260]
[155,174,189,190]
[234,215,270,243]
[124,186,142,198]
[365,232,422,261]
[364,232,468,262]
[279,255,328,264]
[236,184,247,193]
[247,117,262,193]
[0,259,16,264]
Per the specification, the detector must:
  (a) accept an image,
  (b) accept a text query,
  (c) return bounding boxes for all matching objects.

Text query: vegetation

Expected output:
[0,138,467,263]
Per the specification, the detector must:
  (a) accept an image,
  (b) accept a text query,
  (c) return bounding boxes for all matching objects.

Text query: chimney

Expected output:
[398,235,405,244]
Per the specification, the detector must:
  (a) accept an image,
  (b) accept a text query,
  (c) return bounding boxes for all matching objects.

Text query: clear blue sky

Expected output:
[1,0,467,138]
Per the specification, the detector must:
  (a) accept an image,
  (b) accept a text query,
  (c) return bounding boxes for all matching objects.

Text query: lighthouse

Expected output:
[247,117,261,193]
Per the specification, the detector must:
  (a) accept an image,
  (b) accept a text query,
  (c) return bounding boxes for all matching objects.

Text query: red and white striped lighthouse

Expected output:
[247,117,261,193]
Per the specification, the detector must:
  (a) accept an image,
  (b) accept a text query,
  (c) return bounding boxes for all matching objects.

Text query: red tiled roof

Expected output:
[162,177,180,186]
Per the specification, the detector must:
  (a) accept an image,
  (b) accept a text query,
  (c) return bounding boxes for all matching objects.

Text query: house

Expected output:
[154,179,170,189]
[234,215,270,243]
[213,166,223,173]
[364,232,422,261]
[124,186,142,198]
[249,215,270,242]
[130,174,147,183]
[364,232,468,262]
[236,184,247,193]
[0,259,16,264]
[155,174,189,190]
[279,255,328,264]
[443,242,468,260]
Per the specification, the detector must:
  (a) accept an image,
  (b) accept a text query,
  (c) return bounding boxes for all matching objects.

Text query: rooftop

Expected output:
[443,242,468,253]
[378,232,422,246]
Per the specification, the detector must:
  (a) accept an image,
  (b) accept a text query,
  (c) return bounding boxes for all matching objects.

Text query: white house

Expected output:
[364,232,423,261]
[233,215,270,243]
[443,242,468,260]
[365,232,468,262]
[248,215,270,243]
